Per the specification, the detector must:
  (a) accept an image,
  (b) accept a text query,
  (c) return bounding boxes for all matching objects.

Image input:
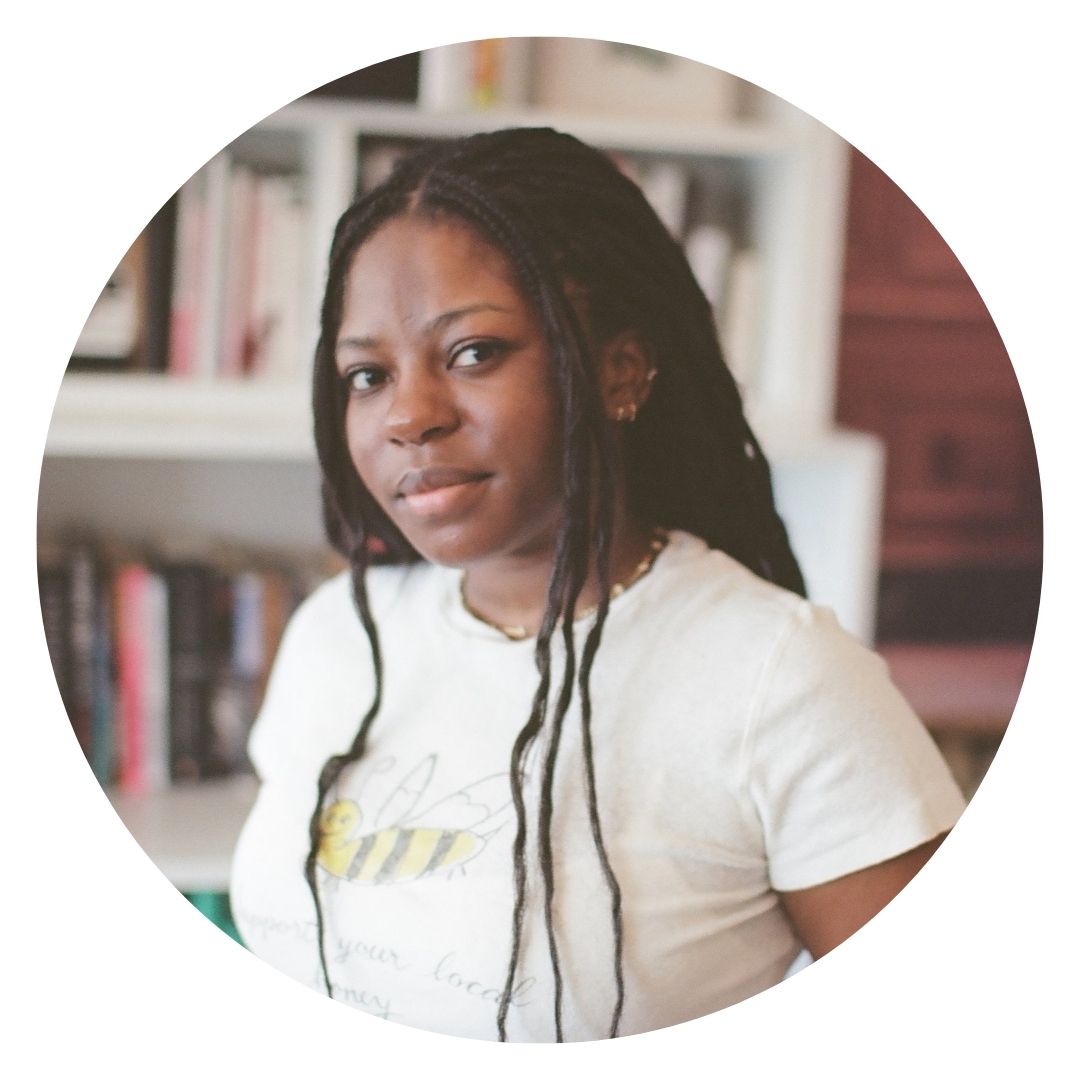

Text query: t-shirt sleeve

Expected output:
[743,600,967,892]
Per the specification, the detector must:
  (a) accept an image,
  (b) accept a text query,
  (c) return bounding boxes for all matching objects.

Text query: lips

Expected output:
[395,465,492,498]
[393,466,493,520]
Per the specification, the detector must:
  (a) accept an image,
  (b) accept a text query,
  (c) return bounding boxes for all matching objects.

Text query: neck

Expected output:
[460,510,658,639]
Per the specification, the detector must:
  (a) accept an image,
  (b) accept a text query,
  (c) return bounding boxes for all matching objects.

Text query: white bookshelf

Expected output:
[44,373,313,461]
[47,90,850,459]
[108,775,257,893]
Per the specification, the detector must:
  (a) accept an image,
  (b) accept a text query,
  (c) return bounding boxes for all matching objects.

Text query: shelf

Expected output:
[107,775,258,893]
[44,369,866,465]
[45,373,314,461]
[263,99,798,160]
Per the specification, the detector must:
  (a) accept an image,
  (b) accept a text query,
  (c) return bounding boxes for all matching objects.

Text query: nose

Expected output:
[384,369,459,446]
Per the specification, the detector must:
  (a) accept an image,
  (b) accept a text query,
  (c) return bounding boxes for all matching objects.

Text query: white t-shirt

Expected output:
[230,530,965,1042]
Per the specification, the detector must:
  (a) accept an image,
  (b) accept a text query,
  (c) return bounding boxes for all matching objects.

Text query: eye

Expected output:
[343,365,387,394]
[449,340,505,369]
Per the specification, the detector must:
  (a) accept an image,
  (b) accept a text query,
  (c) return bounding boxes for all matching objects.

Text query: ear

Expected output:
[597,329,657,423]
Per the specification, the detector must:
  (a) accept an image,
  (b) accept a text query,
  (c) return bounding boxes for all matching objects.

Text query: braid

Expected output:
[301,522,383,997]
[308,126,807,1041]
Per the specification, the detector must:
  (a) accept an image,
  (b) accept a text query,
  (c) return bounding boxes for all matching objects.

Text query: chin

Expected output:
[395,524,489,569]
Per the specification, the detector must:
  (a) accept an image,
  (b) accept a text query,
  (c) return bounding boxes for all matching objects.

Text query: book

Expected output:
[39,535,315,790]
[89,580,115,785]
[417,41,476,111]
[165,561,216,782]
[249,174,309,378]
[219,164,259,377]
[639,160,691,240]
[417,39,531,111]
[684,223,734,315]
[37,547,72,721]
[167,167,207,376]
[66,543,98,758]
[531,39,739,123]
[113,561,170,794]
[69,234,145,370]
[38,541,115,783]
[718,247,763,396]
[168,153,232,378]
[192,153,232,379]
[140,195,178,372]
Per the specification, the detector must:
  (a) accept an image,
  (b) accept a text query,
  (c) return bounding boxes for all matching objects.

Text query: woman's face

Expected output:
[335,214,565,569]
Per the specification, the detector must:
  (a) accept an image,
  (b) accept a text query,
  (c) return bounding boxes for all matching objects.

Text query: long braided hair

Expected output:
[304,128,805,1041]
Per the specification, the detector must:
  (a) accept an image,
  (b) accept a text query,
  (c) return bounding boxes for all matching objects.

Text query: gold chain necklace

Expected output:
[460,529,670,641]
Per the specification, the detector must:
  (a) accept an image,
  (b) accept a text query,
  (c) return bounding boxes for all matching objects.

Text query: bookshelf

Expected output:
[42,80,861,556]
[40,44,883,893]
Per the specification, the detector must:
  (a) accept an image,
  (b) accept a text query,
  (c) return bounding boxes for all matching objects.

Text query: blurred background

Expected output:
[37,38,1040,935]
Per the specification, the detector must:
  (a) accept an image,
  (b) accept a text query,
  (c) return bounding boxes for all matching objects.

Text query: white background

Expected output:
[4,1,1076,1075]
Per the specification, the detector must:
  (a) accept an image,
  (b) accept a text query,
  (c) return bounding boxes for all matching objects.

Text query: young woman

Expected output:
[229,127,965,1042]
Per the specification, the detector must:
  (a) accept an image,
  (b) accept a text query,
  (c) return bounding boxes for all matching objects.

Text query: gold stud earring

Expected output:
[614,405,626,422]
[627,402,638,422]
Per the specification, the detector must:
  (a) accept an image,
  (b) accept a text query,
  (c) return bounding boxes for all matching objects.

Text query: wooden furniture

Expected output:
[836,149,1042,582]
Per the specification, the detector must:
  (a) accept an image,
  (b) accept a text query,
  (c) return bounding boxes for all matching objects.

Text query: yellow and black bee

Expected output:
[317,755,511,886]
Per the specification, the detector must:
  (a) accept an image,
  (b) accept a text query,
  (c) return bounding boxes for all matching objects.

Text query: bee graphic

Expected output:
[317,755,512,886]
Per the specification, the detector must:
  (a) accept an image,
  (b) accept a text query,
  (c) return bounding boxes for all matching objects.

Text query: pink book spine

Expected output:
[115,563,148,794]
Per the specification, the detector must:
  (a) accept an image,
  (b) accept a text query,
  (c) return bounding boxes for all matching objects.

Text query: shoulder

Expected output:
[640,529,813,664]
[641,529,943,753]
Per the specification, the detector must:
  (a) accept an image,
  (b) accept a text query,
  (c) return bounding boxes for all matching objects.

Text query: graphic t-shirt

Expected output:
[230,530,966,1041]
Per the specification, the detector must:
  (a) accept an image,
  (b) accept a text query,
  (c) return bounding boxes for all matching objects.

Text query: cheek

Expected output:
[343,407,386,497]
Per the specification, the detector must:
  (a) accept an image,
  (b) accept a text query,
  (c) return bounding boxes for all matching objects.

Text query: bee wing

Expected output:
[372,754,437,829]
[406,772,513,833]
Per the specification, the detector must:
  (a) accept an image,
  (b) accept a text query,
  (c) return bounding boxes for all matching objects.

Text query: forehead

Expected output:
[342,215,524,330]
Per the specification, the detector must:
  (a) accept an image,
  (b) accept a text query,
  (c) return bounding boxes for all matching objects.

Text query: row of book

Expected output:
[72,158,311,381]
[618,155,762,392]
[168,158,310,380]
[72,121,760,395]
[38,539,324,793]
[416,38,742,123]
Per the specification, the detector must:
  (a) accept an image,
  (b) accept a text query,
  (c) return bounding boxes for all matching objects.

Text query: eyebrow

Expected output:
[336,303,514,352]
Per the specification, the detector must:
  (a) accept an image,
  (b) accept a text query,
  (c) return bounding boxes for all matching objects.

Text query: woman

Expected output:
[230,128,965,1042]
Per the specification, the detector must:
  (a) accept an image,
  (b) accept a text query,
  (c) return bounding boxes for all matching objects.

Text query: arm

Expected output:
[777,832,947,959]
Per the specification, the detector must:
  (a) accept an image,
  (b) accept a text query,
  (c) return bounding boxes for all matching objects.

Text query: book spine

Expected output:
[167,171,205,377]
[89,577,115,785]
[141,195,178,372]
[639,161,690,241]
[166,563,213,782]
[417,42,476,110]
[219,165,258,378]
[684,224,733,316]
[114,563,147,794]
[67,545,97,757]
[193,152,232,378]
[204,572,236,777]
[226,570,264,773]
[143,569,171,793]
[38,557,72,720]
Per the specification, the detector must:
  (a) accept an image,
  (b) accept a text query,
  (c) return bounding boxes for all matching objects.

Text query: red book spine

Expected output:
[114,563,148,794]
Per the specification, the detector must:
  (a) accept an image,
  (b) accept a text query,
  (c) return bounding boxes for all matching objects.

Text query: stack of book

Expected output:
[168,156,310,380]
[70,156,311,381]
[38,539,322,792]
[607,153,763,396]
